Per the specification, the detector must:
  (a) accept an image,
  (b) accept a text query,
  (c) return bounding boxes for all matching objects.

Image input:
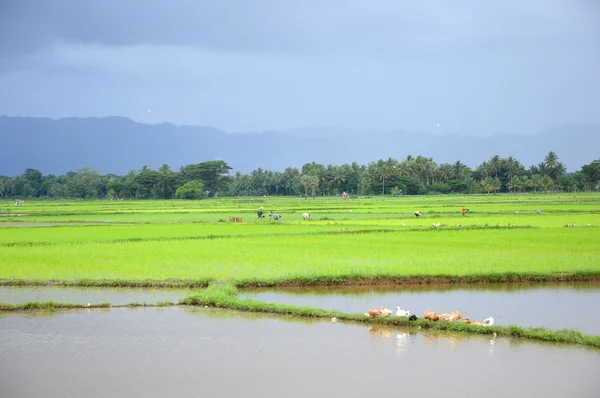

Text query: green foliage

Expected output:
[1,152,596,199]
[581,159,600,190]
[180,160,231,196]
[175,180,205,199]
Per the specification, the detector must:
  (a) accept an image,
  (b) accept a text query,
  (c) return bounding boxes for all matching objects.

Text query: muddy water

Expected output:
[0,308,598,398]
[244,282,600,335]
[0,286,196,306]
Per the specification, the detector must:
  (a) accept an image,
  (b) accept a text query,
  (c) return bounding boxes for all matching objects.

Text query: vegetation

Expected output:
[1,153,599,200]
[1,194,599,286]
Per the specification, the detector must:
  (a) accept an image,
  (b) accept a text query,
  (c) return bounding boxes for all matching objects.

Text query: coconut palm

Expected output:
[540,175,554,192]
[488,155,502,178]
[378,158,398,194]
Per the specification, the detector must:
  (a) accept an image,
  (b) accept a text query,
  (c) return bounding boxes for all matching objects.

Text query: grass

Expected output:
[0,228,597,283]
[1,194,599,286]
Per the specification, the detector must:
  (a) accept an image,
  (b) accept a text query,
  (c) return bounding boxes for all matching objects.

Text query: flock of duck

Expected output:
[364,306,494,327]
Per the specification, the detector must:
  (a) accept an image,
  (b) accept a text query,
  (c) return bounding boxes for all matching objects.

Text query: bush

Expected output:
[176,180,205,200]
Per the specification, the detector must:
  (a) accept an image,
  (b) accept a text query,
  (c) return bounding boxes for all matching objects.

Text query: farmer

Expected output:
[461,205,466,216]
[268,210,273,220]
[257,207,264,220]
[273,213,281,221]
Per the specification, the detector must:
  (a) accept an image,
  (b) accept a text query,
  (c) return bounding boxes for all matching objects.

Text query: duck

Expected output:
[365,308,381,317]
[439,311,462,322]
[379,306,393,317]
[424,310,439,322]
[396,307,411,317]
[483,317,494,326]
[331,317,338,323]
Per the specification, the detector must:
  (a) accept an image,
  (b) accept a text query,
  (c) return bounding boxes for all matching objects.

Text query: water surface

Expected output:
[0,286,196,306]
[244,282,600,334]
[0,308,598,398]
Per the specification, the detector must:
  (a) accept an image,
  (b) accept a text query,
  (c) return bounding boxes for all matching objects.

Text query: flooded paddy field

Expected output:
[245,282,600,335]
[1,307,598,398]
[3,281,600,334]
[0,286,195,306]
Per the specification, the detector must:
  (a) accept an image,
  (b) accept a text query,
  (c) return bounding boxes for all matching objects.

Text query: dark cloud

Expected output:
[2,0,598,56]
[0,0,599,134]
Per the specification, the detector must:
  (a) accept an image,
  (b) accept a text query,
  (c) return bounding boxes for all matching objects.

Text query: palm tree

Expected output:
[396,161,411,177]
[378,158,398,194]
[156,164,174,199]
[480,176,501,194]
[544,151,559,170]
[331,166,347,194]
[488,155,502,178]
[300,175,319,198]
[502,156,523,181]
[540,175,554,192]
[530,174,542,192]
[452,160,471,180]
[438,163,453,182]
[508,176,521,193]
[476,161,490,179]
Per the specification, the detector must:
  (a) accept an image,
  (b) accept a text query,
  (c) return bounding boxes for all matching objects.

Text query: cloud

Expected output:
[1,0,597,58]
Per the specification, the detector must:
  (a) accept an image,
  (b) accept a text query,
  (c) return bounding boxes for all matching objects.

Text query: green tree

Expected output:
[180,160,232,196]
[581,159,600,190]
[156,164,177,199]
[300,175,319,198]
[480,176,501,194]
[175,180,205,199]
[71,167,101,199]
[488,155,502,178]
[282,167,301,195]
[377,157,398,194]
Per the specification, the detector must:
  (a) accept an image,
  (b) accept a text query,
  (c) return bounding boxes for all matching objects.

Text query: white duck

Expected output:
[396,307,411,317]
[483,317,494,326]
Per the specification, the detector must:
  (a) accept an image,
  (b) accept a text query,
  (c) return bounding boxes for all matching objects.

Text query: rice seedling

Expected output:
[0,194,598,286]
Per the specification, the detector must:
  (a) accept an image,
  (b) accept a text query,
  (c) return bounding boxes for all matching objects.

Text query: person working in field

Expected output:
[257,207,264,220]
[461,205,466,216]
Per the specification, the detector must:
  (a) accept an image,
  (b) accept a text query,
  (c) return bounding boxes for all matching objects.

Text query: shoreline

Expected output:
[1,271,600,289]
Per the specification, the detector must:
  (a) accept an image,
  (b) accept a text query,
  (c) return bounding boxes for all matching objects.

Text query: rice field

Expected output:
[1,193,599,285]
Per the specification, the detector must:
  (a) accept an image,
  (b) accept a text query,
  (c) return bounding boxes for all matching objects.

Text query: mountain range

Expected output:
[1,115,598,176]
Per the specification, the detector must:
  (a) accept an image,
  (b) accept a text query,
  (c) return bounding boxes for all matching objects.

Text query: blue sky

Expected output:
[1,0,598,135]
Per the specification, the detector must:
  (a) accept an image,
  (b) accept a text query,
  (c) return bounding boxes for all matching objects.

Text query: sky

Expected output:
[0,0,599,135]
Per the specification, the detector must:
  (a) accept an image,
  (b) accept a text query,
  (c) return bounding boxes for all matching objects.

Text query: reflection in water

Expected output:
[1,308,599,398]
[489,336,496,357]
[395,331,412,357]
[368,326,393,339]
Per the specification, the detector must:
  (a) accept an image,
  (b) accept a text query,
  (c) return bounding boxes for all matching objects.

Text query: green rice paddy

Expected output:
[1,193,599,286]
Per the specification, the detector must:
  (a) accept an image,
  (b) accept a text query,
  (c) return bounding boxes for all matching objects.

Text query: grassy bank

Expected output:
[1,271,600,289]
[179,284,600,348]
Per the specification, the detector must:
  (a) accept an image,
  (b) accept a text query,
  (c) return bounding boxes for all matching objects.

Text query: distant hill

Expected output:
[0,116,598,176]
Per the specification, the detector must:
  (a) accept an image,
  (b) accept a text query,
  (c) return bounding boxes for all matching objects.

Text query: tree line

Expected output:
[1,153,599,200]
